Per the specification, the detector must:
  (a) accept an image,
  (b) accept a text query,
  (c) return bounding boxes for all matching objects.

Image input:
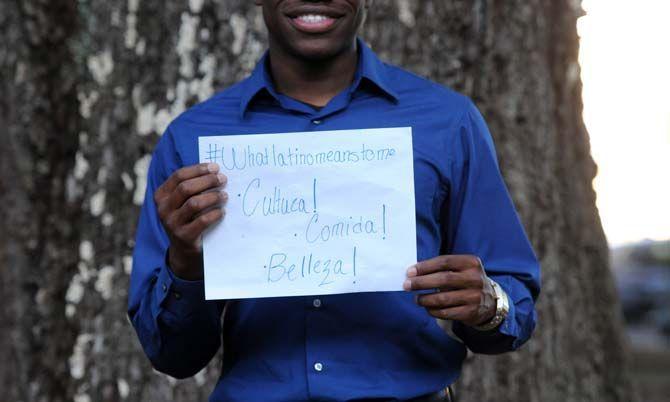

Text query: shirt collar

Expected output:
[239,37,399,119]
[354,37,399,102]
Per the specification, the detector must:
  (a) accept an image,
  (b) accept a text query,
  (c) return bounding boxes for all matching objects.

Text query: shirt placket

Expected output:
[304,295,326,398]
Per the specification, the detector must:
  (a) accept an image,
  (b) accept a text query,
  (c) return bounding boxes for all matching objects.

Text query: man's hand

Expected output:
[154,163,228,280]
[403,255,497,327]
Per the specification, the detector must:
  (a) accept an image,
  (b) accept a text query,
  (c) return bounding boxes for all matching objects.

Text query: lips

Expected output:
[290,14,337,32]
[285,7,344,34]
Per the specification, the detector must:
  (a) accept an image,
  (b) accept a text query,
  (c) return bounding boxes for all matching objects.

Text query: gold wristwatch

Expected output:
[473,279,510,331]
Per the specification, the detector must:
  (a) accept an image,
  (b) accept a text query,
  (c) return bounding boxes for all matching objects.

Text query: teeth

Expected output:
[297,14,328,23]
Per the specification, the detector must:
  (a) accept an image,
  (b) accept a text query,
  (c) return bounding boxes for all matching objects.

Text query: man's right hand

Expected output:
[154,163,228,280]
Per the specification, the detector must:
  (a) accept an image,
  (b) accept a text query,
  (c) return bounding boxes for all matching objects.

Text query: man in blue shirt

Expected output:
[128,1,540,401]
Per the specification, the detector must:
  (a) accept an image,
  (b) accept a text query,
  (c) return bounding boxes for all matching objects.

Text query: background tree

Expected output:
[0,1,634,401]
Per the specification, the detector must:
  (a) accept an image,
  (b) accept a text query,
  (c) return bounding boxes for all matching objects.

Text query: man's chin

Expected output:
[288,38,353,61]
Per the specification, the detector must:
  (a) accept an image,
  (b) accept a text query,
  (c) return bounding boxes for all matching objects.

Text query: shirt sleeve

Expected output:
[127,128,224,378]
[441,99,541,354]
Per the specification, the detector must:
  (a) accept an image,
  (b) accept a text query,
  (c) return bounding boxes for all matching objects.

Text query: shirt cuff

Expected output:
[153,263,207,319]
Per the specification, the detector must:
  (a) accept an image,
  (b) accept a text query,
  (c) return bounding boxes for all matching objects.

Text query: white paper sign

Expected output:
[198,127,416,299]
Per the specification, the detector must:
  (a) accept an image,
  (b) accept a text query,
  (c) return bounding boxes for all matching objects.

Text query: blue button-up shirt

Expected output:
[129,38,540,402]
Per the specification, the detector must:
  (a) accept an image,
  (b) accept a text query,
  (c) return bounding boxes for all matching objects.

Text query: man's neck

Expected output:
[268,41,358,108]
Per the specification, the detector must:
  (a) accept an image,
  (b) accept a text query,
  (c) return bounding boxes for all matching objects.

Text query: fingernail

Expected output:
[221,191,228,201]
[216,173,226,184]
[406,265,417,277]
[403,279,412,291]
[207,163,219,173]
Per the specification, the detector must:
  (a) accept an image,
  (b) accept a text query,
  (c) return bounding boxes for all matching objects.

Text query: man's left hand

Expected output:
[403,255,496,327]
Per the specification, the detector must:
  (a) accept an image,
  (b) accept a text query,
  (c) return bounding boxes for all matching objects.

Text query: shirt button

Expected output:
[162,283,167,292]
[312,119,322,125]
[313,362,323,372]
[312,298,322,308]
[174,291,182,300]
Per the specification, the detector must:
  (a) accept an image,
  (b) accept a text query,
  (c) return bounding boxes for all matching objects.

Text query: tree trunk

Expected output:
[0,1,634,401]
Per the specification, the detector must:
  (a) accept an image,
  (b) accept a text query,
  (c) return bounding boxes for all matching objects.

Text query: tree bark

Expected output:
[0,1,634,401]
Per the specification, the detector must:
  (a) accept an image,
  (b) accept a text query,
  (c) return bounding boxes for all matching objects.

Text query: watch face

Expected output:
[491,280,510,316]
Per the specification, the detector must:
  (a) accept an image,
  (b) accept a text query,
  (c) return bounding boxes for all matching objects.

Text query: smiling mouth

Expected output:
[288,13,341,33]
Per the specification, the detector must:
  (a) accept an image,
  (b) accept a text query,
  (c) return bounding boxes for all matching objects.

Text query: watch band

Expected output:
[473,279,510,331]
